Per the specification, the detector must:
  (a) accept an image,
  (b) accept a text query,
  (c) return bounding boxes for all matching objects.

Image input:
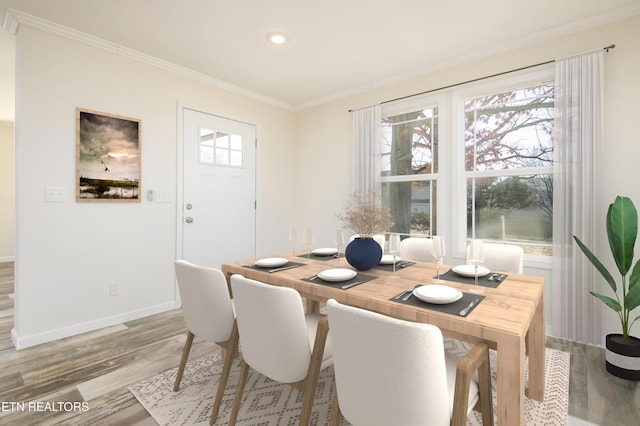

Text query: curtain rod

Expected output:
[348,44,615,112]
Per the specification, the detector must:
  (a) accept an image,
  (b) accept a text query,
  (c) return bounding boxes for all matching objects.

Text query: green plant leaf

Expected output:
[630,314,640,334]
[590,292,622,312]
[630,260,640,292]
[625,279,640,312]
[574,236,617,293]
[607,196,637,276]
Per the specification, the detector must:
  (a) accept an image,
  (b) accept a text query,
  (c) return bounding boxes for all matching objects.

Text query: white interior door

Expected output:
[181,108,256,268]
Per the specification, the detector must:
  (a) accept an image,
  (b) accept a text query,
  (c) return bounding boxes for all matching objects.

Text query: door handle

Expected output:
[185,217,193,224]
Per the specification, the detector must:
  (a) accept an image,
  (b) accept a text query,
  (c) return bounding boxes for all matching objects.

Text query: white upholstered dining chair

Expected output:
[325,298,493,426]
[229,274,333,426]
[174,260,238,425]
[465,242,524,274]
[399,236,434,262]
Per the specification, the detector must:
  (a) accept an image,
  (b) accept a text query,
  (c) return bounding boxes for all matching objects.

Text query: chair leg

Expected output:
[299,382,316,426]
[228,359,250,426]
[452,342,491,426]
[478,347,494,425]
[299,316,330,426]
[329,386,342,426]
[173,331,195,391]
[210,324,239,425]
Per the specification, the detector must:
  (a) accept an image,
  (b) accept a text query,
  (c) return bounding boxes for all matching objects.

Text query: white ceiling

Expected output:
[1,0,640,121]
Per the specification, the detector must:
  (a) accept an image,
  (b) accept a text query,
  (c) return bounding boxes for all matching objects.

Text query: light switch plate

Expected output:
[45,186,65,202]
[155,190,174,203]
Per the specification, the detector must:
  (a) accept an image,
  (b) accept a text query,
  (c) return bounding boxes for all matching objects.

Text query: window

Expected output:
[464,84,554,255]
[380,105,439,235]
[199,127,243,167]
[379,70,555,257]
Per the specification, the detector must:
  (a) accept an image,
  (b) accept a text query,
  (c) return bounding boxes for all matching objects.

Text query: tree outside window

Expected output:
[380,81,554,255]
[380,107,438,235]
[465,83,554,254]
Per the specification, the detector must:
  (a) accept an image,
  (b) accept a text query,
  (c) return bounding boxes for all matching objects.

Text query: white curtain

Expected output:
[351,105,381,194]
[552,50,604,344]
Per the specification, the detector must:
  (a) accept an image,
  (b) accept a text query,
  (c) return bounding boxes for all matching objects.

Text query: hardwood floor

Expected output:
[0,261,638,425]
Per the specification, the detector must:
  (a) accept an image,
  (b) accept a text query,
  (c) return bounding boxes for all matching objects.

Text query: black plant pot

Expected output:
[605,334,640,381]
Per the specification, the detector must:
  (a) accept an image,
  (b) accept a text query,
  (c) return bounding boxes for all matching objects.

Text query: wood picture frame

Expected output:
[76,108,141,202]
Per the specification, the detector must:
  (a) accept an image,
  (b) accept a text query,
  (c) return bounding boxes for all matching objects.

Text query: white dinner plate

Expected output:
[318,268,357,282]
[413,285,463,304]
[312,247,339,256]
[452,264,491,277]
[254,257,289,268]
[379,254,401,265]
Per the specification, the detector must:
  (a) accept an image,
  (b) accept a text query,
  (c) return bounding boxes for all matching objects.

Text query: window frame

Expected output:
[380,94,446,237]
[381,67,554,269]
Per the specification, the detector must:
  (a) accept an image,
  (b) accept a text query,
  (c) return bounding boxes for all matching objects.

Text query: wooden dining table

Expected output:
[221,251,545,426]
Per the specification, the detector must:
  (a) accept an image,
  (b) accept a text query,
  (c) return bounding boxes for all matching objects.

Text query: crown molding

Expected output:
[2,9,19,34]
[5,8,293,111]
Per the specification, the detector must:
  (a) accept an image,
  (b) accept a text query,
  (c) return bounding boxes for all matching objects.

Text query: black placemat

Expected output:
[297,253,343,261]
[391,288,485,317]
[243,261,306,273]
[438,269,506,288]
[301,273,376,289]
[372,261,416,272]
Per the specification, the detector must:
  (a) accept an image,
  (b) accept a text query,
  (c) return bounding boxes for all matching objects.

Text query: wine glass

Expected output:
[432,236,446,282]
[289,226,298,256]
[333,229,345,258]
[469,239,485,292]
[388,234,401,273]
[303,228,314,258]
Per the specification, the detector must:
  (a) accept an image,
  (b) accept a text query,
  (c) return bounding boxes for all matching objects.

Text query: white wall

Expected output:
[0,123,14,262]
[293,14,640,345]
[13,26,295,348]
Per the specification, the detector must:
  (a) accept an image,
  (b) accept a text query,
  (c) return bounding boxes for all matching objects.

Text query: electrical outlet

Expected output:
[109,283,120,297]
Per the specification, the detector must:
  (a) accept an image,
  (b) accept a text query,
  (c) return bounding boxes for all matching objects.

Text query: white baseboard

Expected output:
[0,256,15,263]
[11,300,181,350]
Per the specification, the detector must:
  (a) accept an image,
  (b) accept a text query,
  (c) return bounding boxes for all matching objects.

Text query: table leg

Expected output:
[526,297,545,401]
[497,334,525,425]
[305,298,319,314]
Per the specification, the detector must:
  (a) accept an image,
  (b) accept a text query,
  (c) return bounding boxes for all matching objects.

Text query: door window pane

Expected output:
[199,127,243,167]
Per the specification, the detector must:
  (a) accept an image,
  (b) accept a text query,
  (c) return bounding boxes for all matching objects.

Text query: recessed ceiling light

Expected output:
[266,32,288,45]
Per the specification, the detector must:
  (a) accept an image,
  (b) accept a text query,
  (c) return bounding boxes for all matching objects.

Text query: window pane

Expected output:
[215,131,230,149]
[215,148,229,164]
[381,108,438,176]
[199,146,214,163]
[465,85,554,172]
[466,174,552,253]
[230,134,243,151]
[382,180,437,235]
[199,128,215,164]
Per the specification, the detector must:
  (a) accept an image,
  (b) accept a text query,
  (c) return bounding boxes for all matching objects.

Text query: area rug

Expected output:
[129,339,570,425]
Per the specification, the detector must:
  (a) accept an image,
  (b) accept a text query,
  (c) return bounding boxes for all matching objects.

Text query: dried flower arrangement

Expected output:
[337,191,393,238]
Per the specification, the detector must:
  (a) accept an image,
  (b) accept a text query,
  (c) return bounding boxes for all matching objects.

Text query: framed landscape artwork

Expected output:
[76,108,141,202]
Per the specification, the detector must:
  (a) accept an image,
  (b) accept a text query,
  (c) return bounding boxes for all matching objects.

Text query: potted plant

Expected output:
[337,191,393,270]
[574,195,640,380]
